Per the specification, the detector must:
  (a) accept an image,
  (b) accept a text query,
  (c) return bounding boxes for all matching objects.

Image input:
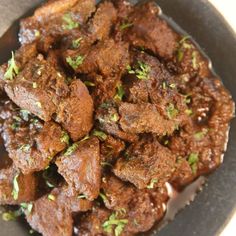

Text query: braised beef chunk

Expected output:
[65,38,129,77]
[88,1,117,41]
[119,102,180,136]
[0,0,234,235]
[26,192,73,236]
[100,135,125,164]
[4,55,93,141]
[55,79,94,141]
[0,165,37,205]
[114,136,176,189]
[96,101,138,142]
[125,1,179,59]
[0,101,66,174]
[56,137,101,200]
[19,0,96,46]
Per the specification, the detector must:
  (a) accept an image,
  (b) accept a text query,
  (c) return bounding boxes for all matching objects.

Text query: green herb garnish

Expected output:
[120,22,133,30]
[177,36,192,62]
[114,84,125,101]
[62,13,79,30]
[12,174,20,200]
[48,194,56,201]
[101,162,113,167]
[72,37,82,48]
[4,52,19,80]
[2,209,22,221]
[92,130,107,141]
[192,51,198,69]
[32,82,37,89]
[66,55,84,70]
[20,109,31,121]
[20,202,33,215]
[147,178,158,189]
[64,143,79,156]
[188,153,199,174]
[185,109,193,116]
[166,103,178,119]
[60,131,70,145]
[19,144,31,152]
[84,81,95,87]
[78,194,86,199]
[110,113,119,122]
[194,128,208,140]
[127,61,151,80]
[103,213,128,236]
[99,192,108,202]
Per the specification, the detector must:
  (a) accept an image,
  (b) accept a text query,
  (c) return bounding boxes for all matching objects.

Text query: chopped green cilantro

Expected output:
[162,82,167,90]
[103,213,128,236]
[32,82,37,89]
[114,84,125,101]
[127,61,151,80]
[11,122,20,130]
[64,143,79,156]
[177,36,192,62]
[20,202,33,215]
[185,109,193,116]
[169,83,176,89]
[147,178,158,189]
[188,153,199,174]
[2,209,22,221]
[92,130,107,141]
[20,109,31,121]
[60,131,70,145]
[84,81,95,87]
[78,194,86,199]
[192,51,199,69]
[4,52,19,80]
[62,13,79,30]
[110,113,119,122]
[120,22,133,30]
[99,192,108,202]
[66,55,84,70]
[19,144,31,152]
[166,103,178,119]
[101,162,113,167]
[12,174,20,200]
[194,128,208,140]
[72,37,82,48]
[48,194,56,201]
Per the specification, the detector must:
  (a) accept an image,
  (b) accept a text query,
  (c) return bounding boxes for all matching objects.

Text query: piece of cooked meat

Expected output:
[0,101,67,174]
[19,0,96,46]
[26,191,73,236]
[125,1,179,59]
[0,165,37,205]
[88,1,117,41]
[100,135,125,164]
[113,135,176,189]
[119,102,180,136]
[95,101,138,143]
[4,55,94,141]
[64,38,129,77]
[56,137,101,200]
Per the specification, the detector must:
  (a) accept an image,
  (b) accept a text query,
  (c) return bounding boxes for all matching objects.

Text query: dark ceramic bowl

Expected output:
[0,0,236,236]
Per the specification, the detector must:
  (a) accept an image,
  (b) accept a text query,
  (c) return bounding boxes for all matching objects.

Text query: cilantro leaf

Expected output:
[62,13,79,30]
[120,22,133,30]
[64,143,79,156]
[4,52,19,80]
[127,61,151,80]
[103,213,128,236]
[92,130,107,141]
[12,174,20,200]
[66,55,84,70]
[114,84,125,101]
[72,37,83,49]
[188,153,199,174]
[166,103,178,119]
[60,131,70,145]
[147,178,158,189]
